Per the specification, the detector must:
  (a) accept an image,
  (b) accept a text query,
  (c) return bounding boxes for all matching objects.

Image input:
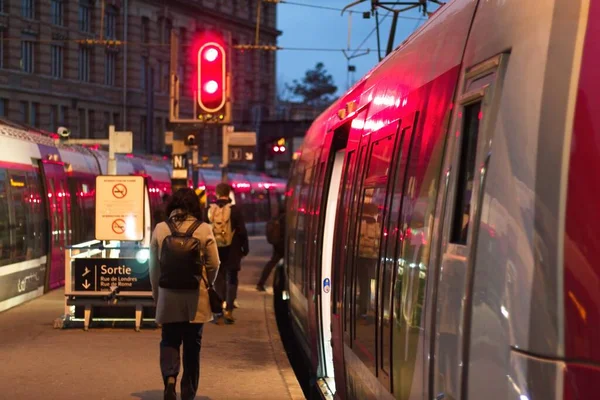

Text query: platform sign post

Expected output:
[95,176,145,241]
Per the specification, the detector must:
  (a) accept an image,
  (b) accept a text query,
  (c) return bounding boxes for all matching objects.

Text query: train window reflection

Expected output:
[451,101,482,244]
[9,172,28,259]
[353,135,394,374]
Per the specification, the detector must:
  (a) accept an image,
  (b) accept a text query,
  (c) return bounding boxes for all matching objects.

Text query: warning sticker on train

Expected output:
[112,183,128,199]
[95,176,144,241]
[323,278,331,294]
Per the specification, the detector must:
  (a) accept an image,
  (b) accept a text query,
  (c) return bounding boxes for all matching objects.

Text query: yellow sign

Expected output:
[95,176,145,241]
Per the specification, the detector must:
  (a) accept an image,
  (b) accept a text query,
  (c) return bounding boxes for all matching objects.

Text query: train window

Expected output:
[353,134,395,374]
[47,179,59,246]
[345,146,368,337]
[294,165,314,293]
[58,180,70,245]
[379,123,414,379]
[450,101,482,244]
[81,180,95,242]
[27,171,46,258]
[8,172,28,260]
[0,169,9,263]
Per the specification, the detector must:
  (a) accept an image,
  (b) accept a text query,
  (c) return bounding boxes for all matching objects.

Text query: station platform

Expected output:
[0,238,304,400]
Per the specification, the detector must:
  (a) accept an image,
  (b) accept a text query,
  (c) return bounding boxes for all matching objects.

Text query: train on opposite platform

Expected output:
[278,0,600,399]
[0,118,285,313]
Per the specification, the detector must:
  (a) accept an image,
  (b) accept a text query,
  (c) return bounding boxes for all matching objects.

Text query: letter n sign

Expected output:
[172,154,187,170]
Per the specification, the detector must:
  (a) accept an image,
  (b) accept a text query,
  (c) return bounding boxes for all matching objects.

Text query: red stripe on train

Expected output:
[564,0,600,364]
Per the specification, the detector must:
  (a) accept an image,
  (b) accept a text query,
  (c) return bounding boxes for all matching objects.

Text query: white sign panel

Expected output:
[95,176,145,241]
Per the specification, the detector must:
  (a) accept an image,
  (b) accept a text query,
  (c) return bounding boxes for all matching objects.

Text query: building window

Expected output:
[141,56,148,89]
[88,110,95,137]
[104,6,117,39]
[78,46,90,82]
[21,39,34,73]
[141,17,149,43]
[103,111,110,134]
[21,0,34,19]
[78,108,87,138]
[20,101,28,123]
[0,1,5,13]
[140,115,147,148]
[159,17,172,44]
[50,105,57,132]
[0,99,6,117]
[105,51,115,85]
[30,102,38,127]
[112,112,120,130]
[51,45,63,78]
[51,0,64,26]
[58,105,67,126]
[0,30,5,69]
[78,0,92,33]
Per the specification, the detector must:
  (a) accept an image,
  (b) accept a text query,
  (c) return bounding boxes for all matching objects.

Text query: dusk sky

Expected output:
[275,1,436,99]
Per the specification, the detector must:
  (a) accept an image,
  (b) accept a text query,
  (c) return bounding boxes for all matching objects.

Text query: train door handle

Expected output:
[435,393,445,400]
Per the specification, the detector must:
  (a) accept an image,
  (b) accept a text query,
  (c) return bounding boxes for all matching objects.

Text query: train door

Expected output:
[40,160,69,290]
[432,55,506,400]
[319,149,345,393]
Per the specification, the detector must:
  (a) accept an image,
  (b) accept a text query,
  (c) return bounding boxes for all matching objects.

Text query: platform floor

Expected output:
[0,237,304,400]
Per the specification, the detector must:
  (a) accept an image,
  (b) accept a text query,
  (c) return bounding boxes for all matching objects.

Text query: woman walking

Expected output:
[149,188,220,400]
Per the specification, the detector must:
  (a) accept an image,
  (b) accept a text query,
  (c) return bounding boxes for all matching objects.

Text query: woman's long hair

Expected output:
[166,188,204,221]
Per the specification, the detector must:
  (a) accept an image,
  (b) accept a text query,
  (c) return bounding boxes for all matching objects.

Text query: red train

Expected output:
[0,119,285,313]
[281,0,600,399]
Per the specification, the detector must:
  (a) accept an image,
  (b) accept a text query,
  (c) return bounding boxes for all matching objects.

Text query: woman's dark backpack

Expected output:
[159,219,203,290]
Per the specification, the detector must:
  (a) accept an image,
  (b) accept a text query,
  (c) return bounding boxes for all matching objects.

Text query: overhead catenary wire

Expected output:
[275,0,424,20]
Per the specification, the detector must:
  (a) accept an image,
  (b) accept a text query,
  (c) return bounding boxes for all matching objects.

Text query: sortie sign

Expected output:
[73,258,151,292]
[95,176,145,241]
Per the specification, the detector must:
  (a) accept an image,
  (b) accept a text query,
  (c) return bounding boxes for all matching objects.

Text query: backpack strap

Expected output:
[184,220,202,237]
[165,218,179,234]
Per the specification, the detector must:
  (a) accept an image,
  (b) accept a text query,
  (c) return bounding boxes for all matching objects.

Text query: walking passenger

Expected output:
[256,207,285,291]
[149,188,220,400]
[207,183,249,324]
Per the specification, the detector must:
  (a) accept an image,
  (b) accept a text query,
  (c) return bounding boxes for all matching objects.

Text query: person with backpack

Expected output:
[256,207,285,292]
[207,182,249,324]
[149,188,220,400]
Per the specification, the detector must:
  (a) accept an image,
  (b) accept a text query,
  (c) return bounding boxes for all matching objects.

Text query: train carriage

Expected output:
[281,0,600,399]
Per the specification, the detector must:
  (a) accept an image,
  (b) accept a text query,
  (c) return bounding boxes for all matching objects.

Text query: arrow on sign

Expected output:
[82,267,91,277]
[82,280,91,289]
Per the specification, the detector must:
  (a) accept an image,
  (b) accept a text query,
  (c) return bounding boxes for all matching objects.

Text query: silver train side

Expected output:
[0,119,285,313]
[279,0,600,399]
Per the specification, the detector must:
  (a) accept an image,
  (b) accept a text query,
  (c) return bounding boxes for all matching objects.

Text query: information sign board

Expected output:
[73,258,151,292]
[95,176,145,241]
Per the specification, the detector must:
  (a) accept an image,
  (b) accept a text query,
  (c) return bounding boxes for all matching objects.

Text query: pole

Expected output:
[255,0,262,46]
[221,125,229,182]
[386,11,399,56]
[108,125,117,175]
[122,0,128,129]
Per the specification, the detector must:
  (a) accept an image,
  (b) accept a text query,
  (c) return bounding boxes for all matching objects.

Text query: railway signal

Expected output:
[272,138,287,154]
[197,40,228,122]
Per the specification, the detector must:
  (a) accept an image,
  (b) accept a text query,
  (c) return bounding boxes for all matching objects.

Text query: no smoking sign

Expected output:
[111,218,126,235]
[112,183,127,199]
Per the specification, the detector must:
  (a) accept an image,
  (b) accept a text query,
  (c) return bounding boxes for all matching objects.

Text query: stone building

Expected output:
[0,0,279,155]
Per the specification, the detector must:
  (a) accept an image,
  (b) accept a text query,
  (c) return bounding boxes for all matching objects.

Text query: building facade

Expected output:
[0,0,279,155]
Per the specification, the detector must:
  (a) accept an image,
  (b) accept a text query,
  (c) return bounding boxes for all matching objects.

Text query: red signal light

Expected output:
[273,145,280,153]
[198,42,226,113]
